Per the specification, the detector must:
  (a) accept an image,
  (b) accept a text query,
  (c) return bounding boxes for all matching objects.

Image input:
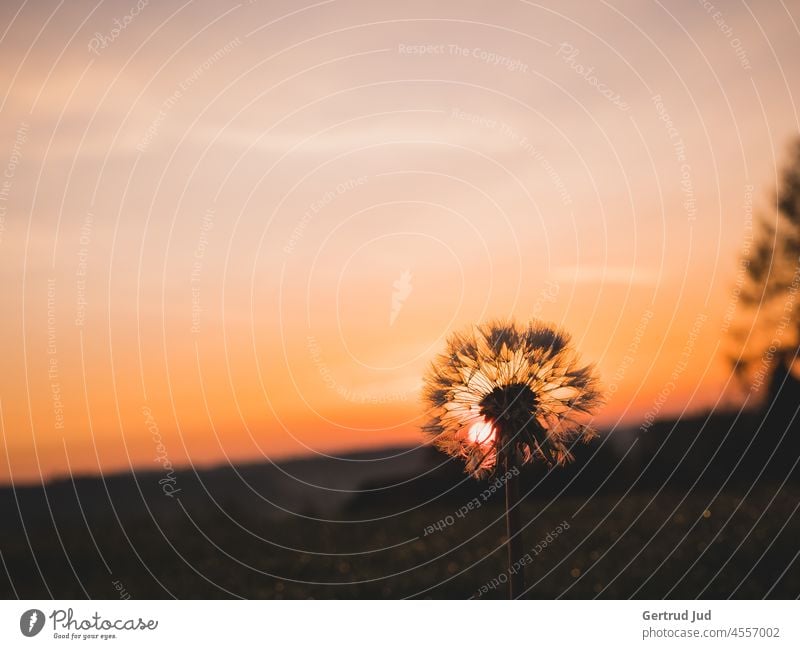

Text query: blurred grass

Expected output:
[2,484,798,598]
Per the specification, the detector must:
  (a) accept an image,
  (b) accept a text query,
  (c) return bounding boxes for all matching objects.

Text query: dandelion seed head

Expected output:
[422,320,604,478]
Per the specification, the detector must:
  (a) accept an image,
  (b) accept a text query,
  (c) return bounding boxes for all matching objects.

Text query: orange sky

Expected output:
[1,0,799,483]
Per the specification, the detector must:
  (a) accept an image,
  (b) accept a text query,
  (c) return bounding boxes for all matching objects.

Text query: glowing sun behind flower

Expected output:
[422,319,604,598]
[466,419,496,446]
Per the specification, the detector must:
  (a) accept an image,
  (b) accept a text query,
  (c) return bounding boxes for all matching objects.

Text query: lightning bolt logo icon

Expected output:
[20,608,45,637]
[390,270,413,326]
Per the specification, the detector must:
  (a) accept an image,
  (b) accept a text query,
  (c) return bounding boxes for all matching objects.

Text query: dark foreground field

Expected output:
[1,484,798,599]
[1,463,799,598]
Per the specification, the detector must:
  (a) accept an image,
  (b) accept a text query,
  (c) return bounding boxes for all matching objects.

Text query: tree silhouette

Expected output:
[732,136,800,402]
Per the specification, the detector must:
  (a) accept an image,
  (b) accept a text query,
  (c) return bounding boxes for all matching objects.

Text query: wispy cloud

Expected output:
[551,266,659,286]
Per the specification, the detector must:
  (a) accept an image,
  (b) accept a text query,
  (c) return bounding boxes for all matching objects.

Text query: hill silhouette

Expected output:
[0,378,797,598]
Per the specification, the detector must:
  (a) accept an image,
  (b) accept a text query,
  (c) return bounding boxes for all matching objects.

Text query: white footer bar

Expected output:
[0,600,796,648]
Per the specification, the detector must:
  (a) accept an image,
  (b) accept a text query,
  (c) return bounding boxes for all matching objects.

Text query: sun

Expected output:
[466,419,496,446]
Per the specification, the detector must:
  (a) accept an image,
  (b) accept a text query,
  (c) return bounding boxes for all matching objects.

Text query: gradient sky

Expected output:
[1,0,799,483]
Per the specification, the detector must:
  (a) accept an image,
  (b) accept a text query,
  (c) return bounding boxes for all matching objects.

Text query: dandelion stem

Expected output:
[422,320,603,598]
[503,446,525,599]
